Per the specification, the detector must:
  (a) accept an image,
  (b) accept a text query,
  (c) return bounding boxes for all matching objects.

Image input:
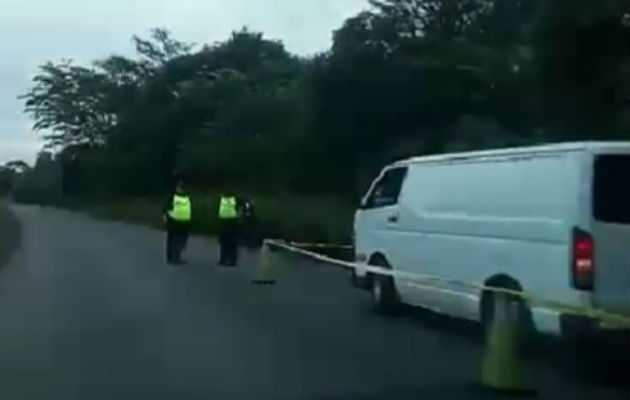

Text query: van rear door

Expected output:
[591,154,630,315]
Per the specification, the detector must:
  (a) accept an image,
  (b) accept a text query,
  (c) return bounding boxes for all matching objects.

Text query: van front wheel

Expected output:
[371,272,399,314]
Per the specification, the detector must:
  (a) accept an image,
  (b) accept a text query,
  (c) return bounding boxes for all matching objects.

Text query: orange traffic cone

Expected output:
[251,241,276,285]
[479,292,534,396]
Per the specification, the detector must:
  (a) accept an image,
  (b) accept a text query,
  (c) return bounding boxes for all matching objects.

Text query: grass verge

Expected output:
[0,202,21,267]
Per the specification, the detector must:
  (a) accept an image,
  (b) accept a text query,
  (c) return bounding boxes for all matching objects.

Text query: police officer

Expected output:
[163,181,192,264]
[239,195,258,248]
[218,191,239,266]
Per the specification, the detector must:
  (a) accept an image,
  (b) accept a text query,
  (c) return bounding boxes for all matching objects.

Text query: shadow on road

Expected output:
[360,298,629,390]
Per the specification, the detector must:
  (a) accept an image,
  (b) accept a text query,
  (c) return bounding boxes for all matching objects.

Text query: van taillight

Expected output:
[571,228,594,290]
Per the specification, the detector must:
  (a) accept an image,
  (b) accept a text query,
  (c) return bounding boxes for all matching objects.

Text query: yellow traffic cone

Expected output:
[252,241,276,285]
[480,292,533,396]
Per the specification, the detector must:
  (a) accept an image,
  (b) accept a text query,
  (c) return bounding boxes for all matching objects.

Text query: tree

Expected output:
[18,1,627,204]
[4,160,30,173]
[12,152,62,204]
[369,0,493,40]
[20,61,116,149]
[534,0,629,139]
[0,167,15,196]
[0,160,31,197]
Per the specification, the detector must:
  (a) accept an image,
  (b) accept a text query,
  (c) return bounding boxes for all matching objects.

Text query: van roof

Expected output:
[394,141,630,166]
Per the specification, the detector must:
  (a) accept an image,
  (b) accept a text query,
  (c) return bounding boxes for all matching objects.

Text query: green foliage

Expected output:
[83,192,353,243]
[0,160,30,197]
[0,168,16,197]
[15,1,628,240]
[533,0,629,139]
[12,152,62,205]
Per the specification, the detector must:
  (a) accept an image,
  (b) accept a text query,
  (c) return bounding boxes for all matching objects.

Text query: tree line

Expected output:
[10,0,629,204]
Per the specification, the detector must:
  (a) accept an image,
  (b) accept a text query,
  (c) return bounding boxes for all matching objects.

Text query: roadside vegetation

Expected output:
[0,203,20,267]
[4,0,627,242]
[11,192,354,243]
[85,193,353,243]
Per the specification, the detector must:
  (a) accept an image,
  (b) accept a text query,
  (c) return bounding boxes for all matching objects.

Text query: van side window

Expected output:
[593,155,630,224]
[364,167,408,208]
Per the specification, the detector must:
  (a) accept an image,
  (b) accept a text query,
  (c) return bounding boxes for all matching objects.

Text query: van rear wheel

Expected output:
[370,257,399,313]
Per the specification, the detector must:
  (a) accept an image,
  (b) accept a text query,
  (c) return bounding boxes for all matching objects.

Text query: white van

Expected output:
[353,142,629,339]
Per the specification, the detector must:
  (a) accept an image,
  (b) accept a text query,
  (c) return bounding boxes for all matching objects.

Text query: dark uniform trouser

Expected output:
[242,215,259,247]
[218,218,238,265]
[167,220,189,262]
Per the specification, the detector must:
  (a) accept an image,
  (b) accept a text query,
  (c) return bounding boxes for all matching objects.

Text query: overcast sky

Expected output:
[0,0,366,164]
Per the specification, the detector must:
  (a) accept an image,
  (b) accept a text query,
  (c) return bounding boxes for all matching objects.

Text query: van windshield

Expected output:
[593,155,630,224]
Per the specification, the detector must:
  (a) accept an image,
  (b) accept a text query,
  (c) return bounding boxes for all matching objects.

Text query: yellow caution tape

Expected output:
[266,239,630,328]
[288,242,353,250]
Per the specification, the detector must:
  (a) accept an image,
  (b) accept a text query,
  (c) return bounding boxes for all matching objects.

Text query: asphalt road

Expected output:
[0,205,626,400]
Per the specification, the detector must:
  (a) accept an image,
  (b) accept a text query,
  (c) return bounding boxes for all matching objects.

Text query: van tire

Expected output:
[369,257,399,314]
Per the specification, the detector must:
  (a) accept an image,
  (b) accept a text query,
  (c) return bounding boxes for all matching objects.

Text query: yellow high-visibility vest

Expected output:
[168,194,191,222]
[218,196,238,219]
